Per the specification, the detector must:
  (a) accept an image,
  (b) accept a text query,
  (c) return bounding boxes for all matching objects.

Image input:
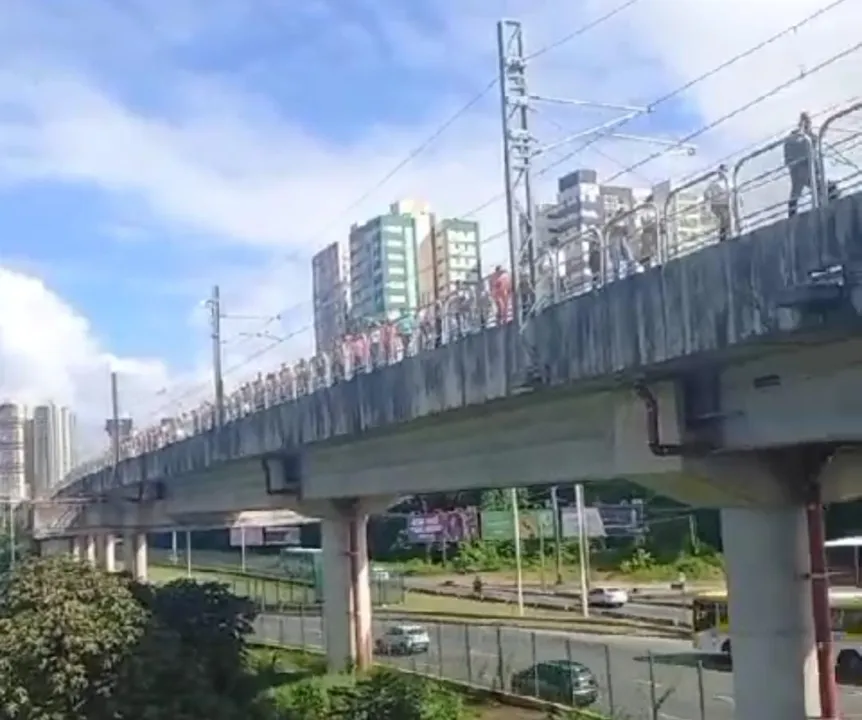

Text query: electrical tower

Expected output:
[496,18,697,383]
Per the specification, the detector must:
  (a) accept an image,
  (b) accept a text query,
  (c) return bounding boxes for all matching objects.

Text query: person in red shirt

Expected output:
[489,265,511,324]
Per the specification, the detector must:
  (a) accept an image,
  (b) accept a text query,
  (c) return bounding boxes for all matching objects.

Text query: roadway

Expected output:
[254,613,862,720]
[152,547,692,626]
[405,576,691,627]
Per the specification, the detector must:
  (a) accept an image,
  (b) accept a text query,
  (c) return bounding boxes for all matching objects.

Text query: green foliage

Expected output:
[0,556,264,720]
[339,667,467,720]
[132,579,257,695]
[0,555,148,719]
[259,668,470,720]
[0,520,34,575]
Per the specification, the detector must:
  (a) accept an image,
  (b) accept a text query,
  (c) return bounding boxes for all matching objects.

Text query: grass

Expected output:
[149,564,683,636]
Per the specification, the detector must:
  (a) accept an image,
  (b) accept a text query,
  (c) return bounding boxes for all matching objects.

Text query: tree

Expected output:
[0,555,148,719]
[132,578,257,697]
[339,668,467,720]
[0,557,258,720]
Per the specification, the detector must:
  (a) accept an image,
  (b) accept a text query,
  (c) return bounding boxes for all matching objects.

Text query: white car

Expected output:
[587,587,629,609]
[371,566,391,581]
[375,624,431,655]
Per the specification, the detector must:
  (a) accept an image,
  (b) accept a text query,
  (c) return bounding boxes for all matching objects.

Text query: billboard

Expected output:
[405,508,479,544]
[480,509,554,541]
[561,503,645,538]
[561,508,606,539]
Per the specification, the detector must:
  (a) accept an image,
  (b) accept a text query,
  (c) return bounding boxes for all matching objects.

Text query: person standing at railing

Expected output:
[704,167,732,242]
[638,199,659,266]
[784,112,822,218]
[489,265,511,325]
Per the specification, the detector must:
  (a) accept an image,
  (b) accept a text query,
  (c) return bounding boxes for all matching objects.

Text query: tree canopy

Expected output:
[0,556,261,720]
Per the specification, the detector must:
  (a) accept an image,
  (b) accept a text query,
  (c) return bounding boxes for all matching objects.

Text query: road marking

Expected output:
[714,694,734,705]
[659,714,688,720]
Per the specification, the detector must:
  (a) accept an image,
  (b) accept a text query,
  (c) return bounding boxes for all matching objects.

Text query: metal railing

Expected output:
[253,612,734,720]
[58,100,862,491]
[146,546,408,608]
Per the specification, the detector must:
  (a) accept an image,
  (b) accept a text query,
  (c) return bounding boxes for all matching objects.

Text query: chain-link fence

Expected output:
[147,546,407,608]
[252,613,740,720]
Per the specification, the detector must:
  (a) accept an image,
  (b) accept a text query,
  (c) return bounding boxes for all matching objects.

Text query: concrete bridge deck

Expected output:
[52,192,862,518]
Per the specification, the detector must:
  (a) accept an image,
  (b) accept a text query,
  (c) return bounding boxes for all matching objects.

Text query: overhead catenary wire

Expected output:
[196,32,862,413]
[199,34,862,406]
[539,0,852,182]
[144,3,649,421]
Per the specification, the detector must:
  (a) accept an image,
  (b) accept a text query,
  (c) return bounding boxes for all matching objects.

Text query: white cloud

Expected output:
[2,0,862,467]
[0,267,172,453]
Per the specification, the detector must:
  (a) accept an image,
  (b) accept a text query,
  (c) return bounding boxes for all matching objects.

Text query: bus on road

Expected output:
[692,589,862,656]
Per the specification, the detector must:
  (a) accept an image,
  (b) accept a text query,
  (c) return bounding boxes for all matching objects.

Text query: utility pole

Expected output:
[110,372,120,467]
[209,285,225,428]
[550,485,563,585]
[429,214,443,347]
[575,483,590,618]
[510,487,525,616]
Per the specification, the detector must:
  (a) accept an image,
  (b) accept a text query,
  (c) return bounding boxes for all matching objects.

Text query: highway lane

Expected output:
[404,577,691,626]
[152,548,690,626]
[254,613,862,719]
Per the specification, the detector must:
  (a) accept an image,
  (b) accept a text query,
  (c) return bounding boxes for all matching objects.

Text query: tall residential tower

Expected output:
[311,241,350,354]
[32,404,76,497]
[348,199,424,324]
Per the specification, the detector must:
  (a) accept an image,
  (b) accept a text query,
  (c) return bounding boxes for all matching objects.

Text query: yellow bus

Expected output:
[692,589,862,655]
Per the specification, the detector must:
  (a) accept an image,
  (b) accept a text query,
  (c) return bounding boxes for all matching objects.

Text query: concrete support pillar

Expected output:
[84,535,97,566]
[721,506,821,720]
[71,536,84,561]
[321,503,372,672]
[132,532,148,582]
[97,533,117,573]
[121,532,134,574]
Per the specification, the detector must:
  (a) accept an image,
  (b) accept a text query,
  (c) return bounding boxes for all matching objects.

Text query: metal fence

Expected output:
[252,613,739,720]
[57,99,862,494]
[147,547,407,608]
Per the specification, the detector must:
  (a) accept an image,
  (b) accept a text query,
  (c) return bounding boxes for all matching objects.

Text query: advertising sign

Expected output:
[405,508,479,544]
[480,509,554,541]
[560,507,606,539]
[561,504,645,538]
[595,503,646,534]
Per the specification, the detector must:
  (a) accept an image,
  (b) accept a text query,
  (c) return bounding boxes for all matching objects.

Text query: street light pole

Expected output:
[550,485,563,585]
[209,285,225,428]
[510,487,524,616]
[575,483,590,618]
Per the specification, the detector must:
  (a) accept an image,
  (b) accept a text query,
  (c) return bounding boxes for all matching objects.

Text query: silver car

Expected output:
[375,624,431,655]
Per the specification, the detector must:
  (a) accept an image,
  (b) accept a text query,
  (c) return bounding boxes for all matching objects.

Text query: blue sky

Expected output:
[0,0,857,442]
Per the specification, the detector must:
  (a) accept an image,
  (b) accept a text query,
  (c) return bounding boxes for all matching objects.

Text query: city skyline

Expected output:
[0,402,78,501]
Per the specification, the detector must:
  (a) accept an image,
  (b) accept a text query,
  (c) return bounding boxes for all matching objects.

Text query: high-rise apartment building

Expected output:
[650,180,718,258]
[348,199,423,323]
[311,241,350,354]
[32,404,76,497]
[0,403,26,501]
[417,217,482,308]
[541,168,716,290]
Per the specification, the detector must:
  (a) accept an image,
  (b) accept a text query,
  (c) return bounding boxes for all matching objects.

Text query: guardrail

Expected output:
[253,612,723,720]
[57,99,862,494]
